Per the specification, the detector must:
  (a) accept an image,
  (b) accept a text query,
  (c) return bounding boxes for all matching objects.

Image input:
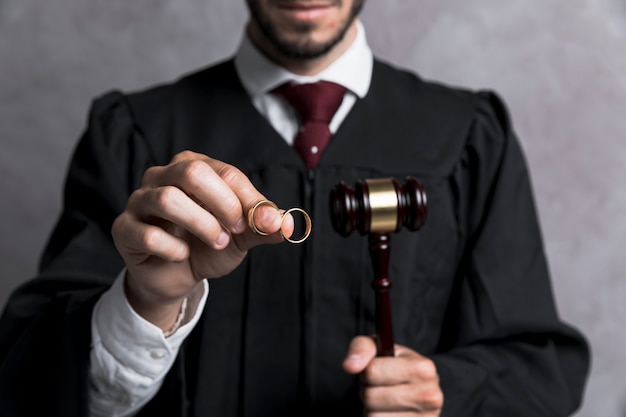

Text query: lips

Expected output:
[275,0,337,8]
[275,1,337,22]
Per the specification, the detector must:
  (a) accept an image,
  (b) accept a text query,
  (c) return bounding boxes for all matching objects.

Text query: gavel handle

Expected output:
[369,233,395,357]
[374,278,395,356]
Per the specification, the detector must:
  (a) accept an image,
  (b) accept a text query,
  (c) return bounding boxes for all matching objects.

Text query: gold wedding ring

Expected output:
[280,208,312,244]
[248,199,278,236]
[248,199,312,244]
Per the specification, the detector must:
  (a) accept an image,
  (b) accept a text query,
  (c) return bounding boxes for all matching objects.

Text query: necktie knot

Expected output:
[273,81,347,169]
[274,81,347,124]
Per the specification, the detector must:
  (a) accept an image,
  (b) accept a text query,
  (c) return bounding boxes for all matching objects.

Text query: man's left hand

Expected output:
[343,336,444,416]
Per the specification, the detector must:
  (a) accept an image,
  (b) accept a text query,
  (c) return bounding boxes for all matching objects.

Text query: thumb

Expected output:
[342,335,377,374]
[239,201,292,249]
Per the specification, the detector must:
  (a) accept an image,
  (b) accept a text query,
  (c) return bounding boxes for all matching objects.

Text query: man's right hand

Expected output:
[111,150,291,331]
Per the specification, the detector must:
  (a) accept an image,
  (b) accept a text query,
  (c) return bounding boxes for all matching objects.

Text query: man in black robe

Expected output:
[0,0,589,416]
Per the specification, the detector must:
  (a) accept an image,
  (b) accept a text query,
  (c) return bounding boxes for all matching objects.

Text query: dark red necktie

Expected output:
[273,81,347,169]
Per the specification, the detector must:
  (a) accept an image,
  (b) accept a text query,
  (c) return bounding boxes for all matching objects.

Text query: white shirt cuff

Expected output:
[89,270,208,417]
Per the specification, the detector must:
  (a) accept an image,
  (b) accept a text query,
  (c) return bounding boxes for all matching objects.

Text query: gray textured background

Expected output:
[1,1,625,415]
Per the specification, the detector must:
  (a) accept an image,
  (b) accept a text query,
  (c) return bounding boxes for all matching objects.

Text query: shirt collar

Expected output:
[235,20,372,99]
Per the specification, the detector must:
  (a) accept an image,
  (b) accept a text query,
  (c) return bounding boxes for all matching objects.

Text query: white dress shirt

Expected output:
[88,21,373,417]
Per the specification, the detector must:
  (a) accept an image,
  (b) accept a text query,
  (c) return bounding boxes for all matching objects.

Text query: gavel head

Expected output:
[330,177,427,237]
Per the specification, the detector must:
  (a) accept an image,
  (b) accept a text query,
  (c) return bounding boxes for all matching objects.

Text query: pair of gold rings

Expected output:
[247,199,312,244]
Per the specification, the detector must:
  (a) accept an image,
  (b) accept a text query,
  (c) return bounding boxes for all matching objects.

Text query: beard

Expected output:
[246,0,365,60]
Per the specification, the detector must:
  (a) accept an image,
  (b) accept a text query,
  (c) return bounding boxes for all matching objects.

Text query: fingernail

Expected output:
[233,217,246,233]
[344,354,362,365]
[215,231,229,248]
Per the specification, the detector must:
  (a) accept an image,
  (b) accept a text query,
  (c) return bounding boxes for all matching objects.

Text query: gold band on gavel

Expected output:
[365,178,398,233]
[248,199,312,244]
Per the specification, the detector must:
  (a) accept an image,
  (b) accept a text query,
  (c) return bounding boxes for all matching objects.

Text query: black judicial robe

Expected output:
[0,59,589,416]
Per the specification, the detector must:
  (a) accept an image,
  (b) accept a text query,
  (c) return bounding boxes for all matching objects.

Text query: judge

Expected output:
[0,0,589,416]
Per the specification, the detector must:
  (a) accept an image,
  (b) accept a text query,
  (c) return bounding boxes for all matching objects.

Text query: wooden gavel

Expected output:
[330,177,427,356]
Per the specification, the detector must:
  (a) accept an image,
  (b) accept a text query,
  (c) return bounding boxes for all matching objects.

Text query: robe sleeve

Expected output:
[0,91,154,416]
[430,92,590,416]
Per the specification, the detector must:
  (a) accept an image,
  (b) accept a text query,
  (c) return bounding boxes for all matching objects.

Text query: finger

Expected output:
[279,210,295,240]
[112,212,189,263]
[343,335,378,374]
[231,206,293,254]
[128,186,231,250]
[209,161,294,242]
[247,201,284,236]
[365,350,439,387]
[362,383,444,413]
[143,158,251,234]
[207,157,290,235]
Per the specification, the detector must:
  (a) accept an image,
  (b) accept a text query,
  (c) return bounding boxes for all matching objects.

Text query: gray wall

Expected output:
[1,1,625,415]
